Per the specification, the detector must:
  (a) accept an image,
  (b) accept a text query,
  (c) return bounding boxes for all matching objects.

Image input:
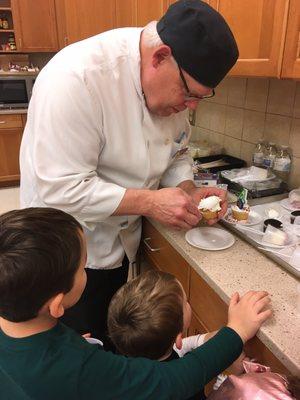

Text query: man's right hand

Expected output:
[146,187,201,230]
[227,291,272,344]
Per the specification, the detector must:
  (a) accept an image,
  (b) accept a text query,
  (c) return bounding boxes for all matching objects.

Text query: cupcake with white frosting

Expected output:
[231,188,250,222]
[198,196,222,220]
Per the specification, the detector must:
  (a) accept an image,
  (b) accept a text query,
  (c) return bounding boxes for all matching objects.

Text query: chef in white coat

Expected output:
[20,0,238,346]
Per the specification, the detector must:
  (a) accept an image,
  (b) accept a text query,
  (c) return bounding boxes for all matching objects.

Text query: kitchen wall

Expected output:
[191,77,300,189]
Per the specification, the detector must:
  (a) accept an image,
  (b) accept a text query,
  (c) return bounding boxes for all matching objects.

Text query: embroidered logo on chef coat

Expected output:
[171,131,189,158]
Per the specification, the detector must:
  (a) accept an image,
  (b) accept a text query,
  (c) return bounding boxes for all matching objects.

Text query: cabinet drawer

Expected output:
[0,127,22,182]
[190,268,227,331]
[0,114,23,129]
[141,219,190,294]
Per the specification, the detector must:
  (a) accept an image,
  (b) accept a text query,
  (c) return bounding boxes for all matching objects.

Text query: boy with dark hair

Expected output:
[0,208,271,400]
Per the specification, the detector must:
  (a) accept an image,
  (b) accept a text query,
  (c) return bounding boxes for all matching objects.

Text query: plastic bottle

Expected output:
[263,142,277,170]
[273,145,291,182]
[252,140,265,167]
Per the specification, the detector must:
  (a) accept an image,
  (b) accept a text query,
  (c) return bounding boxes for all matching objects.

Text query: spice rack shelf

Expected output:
[0,0,16,52]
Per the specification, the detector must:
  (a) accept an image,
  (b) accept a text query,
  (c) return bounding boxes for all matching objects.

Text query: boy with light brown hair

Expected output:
[108,270,268,398]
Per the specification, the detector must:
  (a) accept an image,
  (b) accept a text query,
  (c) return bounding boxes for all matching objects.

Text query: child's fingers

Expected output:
[248,291,269,305]
[257,309,273,323]
[240,290,257,301]
[229,292,240,307]
[253,296,271,313]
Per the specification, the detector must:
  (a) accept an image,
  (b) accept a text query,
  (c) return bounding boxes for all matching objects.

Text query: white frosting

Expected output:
[231,205,249,213]
[198,196,221,212]
[268,209,279,219]
[263,229,289,246]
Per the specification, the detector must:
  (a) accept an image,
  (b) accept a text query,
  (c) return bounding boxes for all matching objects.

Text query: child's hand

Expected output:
[227,291,272,343]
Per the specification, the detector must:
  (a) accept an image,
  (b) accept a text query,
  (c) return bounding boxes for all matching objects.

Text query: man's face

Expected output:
[144,58,214,117]
[63,230,87,309]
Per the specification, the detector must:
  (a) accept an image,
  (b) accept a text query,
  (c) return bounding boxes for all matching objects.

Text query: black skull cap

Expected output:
[157,0,239,88]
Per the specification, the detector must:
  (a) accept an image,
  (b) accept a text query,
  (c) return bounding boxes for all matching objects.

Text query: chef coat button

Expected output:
[164,138,170,145]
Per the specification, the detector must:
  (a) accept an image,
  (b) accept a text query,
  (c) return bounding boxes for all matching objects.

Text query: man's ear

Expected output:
[175,332,183,350]
[152,45,172,68]
[48,293,65,319]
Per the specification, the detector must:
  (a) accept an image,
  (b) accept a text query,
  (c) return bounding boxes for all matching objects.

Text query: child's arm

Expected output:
[174,330,218,357]
[80,290,271,399]
[175,330,247,374]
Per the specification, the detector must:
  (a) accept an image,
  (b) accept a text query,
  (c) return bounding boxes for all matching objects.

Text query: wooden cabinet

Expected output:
[0,113,24,186]
[281,0,300,78]
[142,219,190,293]
[56,0,173,46]
[141,219,291,376]
[0,0,16,53]
[55,0,116,47]
[11,0,58,52]
[208,0,289,78]
[188,311,207,336]
[135,0,168,27]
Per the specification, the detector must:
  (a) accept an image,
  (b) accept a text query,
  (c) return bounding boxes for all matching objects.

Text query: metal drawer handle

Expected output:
[143,237,161,252]
[0,121,6,124]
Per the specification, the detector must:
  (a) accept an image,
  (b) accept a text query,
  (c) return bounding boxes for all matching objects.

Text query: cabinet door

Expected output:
[116,0,169,28]
[141,219,190,294]
[188,312,208,336]
[0,115,23,186]
[12,0,59,52]
[56,0,116,47]
[116,0,136,28]
[136,0,169,27]
[210,0,289,77]
[281,0,300,78]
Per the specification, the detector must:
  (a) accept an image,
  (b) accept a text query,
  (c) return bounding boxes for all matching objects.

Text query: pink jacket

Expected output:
[208,361,295,400]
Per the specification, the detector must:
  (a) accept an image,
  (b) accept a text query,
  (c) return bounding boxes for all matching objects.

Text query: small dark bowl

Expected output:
[263,219,283,232]
[290,210,300,224]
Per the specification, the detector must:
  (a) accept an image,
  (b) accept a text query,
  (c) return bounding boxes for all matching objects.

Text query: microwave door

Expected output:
[0,79,29,109]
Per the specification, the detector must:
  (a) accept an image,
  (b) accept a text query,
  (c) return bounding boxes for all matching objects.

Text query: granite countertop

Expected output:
[148,218,300,375]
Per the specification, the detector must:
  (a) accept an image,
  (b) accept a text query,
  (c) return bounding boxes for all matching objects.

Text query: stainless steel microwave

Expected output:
[0,75,36,109]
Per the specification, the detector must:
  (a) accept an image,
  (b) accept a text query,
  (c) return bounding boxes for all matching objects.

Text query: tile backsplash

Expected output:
[192,77,300,189]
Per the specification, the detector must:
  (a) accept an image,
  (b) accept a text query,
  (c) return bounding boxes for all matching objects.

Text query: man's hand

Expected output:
[227,291,272,344]
[188,186,228,225]
[146,187,201,230]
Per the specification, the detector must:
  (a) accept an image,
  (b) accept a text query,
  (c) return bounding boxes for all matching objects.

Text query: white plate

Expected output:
[223,210,262,226]
[280,198,300,212]
[185,227,235,251]
[249,231,299,249]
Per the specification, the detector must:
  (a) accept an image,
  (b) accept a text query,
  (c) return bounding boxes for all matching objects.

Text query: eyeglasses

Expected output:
[178,65,215,101]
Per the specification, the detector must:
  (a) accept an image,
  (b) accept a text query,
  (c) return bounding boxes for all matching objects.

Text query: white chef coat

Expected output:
[20,28,193,270]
